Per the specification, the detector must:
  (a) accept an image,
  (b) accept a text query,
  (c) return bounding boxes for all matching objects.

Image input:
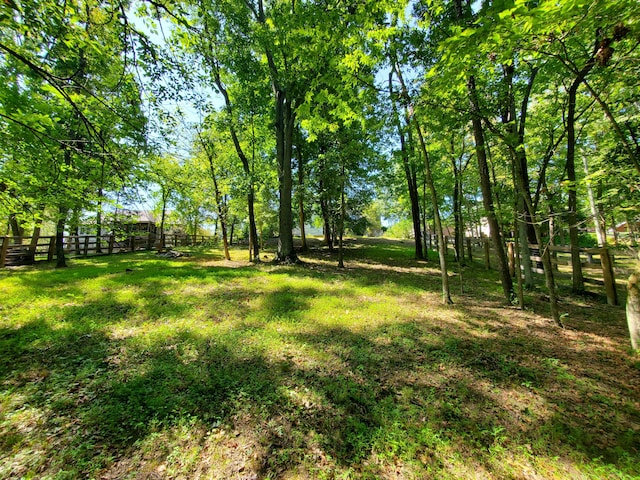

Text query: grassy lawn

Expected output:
[1,238,638,479]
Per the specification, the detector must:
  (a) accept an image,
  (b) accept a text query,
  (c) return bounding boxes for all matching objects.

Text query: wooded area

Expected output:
[2,0,640,325]
[0,233,624,306]
[2,0,640,314]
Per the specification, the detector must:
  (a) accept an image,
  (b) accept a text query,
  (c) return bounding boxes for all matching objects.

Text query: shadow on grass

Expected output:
[1,243,638,478]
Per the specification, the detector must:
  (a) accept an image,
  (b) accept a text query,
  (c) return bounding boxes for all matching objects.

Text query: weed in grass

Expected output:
[0,242,639,479]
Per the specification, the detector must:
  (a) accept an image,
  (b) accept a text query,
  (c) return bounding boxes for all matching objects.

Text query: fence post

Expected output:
[466,237,472,263]
[108,235,115,255]
[600,247,618,306]
[129,235,135,252]
[147,232,153,250]
[484,238,490,270]
[0,237,9,267]
[83,236,90,257]
[47,237,56,262]
[507,242,515,277]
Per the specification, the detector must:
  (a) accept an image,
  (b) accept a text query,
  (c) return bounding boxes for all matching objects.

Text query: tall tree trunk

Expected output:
[27,214,42,260]
[502,63,537,288]
[390,73,424,260]
[392,58,451,304]
[449,136,468,266]
[583,156,606,246]
[468,75,513,303]
[567,77,587,292]
[250,0,297,262]
[627,273,640,351]
[517,196,535,287]
[55,207,68,268]
[215,187,230,260]
[564,33,607,291]
[403,129,424,260]
[275,91,297,263]
[513,217,525,309]
[512,155,562,325]
[204,148,230,261]
[415,124,452,304]
[452,169,462,264]
[210,63,260,262]
[595,183,608,245]
[423,179,429,259]
[247,188,260,261]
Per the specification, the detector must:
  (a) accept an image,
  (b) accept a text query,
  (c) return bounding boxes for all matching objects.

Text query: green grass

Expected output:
[0,239,639,479]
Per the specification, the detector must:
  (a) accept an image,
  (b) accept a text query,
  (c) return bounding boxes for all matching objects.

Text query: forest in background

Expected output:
[2,0,640,324]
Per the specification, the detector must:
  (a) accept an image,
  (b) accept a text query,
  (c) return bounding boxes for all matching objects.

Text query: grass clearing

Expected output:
[1,238,639,479]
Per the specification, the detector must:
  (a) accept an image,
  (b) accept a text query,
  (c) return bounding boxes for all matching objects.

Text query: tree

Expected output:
[0,0,147,267]
[391,49,452,304]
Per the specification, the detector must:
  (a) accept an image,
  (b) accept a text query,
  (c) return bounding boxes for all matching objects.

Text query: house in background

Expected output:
[614,221,640,233]
[118,209,158,235]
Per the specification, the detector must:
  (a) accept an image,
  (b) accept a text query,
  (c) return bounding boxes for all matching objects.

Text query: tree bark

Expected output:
[404,129,424,260]
[468,75,513,303]
[563,33,607,291]
[627,273,640,350]
[502,63,537,288]
[392,57,451,304]
[96,200,103,253]
[275,90,298,263]
[583,156,606,246]
[449,136,469,266]
[567,75,588,292]
[452,167,462,264]
[96,158,105,253]
[422,179,429,259]
[390,73,423,260]
[55,207,67,268]
[210,64,260,262]
[415,122,452,304]
[205,148,230,261]
[8,214,23,240]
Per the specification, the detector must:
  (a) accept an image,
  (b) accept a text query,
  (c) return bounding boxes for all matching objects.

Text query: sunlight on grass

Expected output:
[1,243,638,479]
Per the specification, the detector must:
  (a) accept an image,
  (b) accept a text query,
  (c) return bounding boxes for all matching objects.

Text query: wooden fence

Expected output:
[0,233,216,268]
[435,236,621,306]
[2,232,624,305]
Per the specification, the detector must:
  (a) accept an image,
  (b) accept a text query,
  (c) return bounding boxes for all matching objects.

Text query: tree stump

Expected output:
[626,273,640,351]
